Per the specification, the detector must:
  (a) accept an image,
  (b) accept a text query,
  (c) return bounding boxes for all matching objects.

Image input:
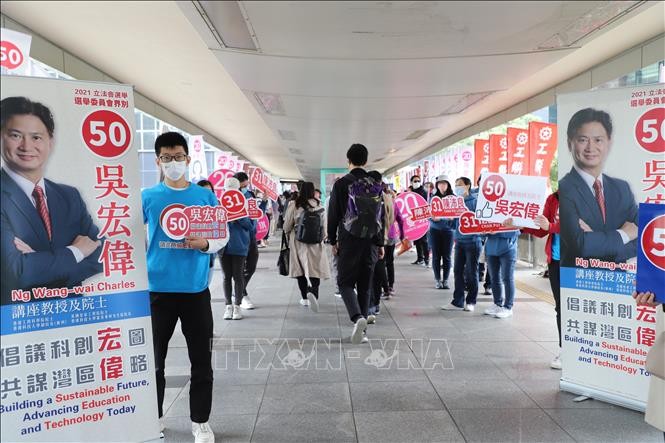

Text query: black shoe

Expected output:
[412,260,424,265]
[483,288,492,295]
[442,281,450,290]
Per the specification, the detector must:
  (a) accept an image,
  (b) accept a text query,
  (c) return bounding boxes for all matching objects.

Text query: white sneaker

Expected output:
[464,304,475,312]
[232,305,243,320]
[159,417,165,438]
[334,291,342,298]
[307,292,319,313]
[351,318,368,345]
[240,296,255,310]
[367,314,376,324]
[300,299,310,307]
[494,307,513,319]
[484,304,501,316]
[361,333,369,343]
[223,305,233,320]
[440,303,464,311]
[550,354,562,370]
[192,421,215,443]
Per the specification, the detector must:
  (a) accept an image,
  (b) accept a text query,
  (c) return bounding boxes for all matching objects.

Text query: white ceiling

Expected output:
[2,1,663,182]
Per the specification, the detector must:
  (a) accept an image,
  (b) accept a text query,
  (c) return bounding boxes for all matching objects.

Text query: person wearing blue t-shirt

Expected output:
[142,132,225,443]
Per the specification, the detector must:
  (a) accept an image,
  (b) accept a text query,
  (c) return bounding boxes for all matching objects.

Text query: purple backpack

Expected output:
[343,176,384,239]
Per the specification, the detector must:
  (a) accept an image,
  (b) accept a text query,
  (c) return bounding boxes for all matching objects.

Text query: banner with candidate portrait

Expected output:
[0,75,159,441]
[558,83,665,412]
[188,135,207,184]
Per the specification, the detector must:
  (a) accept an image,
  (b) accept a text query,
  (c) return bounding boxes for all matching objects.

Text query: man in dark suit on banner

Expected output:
[1,96,103,304]
[559,108,639,267]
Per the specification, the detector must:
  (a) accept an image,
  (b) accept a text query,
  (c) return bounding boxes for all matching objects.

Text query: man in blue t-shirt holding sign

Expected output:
[142,132,225,443]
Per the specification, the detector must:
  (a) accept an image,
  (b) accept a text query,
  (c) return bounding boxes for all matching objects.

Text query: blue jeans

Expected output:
[452,240,481,307]
[487,249,517,309]
[430,229,453,283]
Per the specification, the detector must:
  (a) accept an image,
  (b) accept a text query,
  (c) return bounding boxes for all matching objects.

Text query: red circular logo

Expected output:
[635,108,665,153]
[0,40,24,70]
[641,214,665,271]
[482,174,506,202]
[81,110,132,158]
[221,189,246,214]
[160,204,189,240]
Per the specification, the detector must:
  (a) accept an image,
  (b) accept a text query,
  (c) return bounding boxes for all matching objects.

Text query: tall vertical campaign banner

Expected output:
[188,135,207,183]
[474,139,490,182]
[558,83,665,411]
[458,145,474,181]
[1,76,159,441]
[528,122,557,177]
[506,127,529,176]
[488,134,508,174]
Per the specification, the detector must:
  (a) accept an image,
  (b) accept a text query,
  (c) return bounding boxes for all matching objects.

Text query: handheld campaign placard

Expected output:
[636,203,665,303]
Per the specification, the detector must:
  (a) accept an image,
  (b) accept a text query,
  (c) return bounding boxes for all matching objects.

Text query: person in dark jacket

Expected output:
[441,177,481,312]
[429,175,456,289]
[327,144,384,344]
[220,177,254,321]
[409,174,430,267]
[235,171,258,310]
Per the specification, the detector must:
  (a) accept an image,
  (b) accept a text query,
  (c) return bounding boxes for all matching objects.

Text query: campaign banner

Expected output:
[0,77,159,441]
[213,150,232,170]
[160,204,228,242]
[636,203,665,303]
[1,28,32,75]
[430,196,468,218]
[559,83,664,412]
[188,135,207,184]
[207,168,235,200]
[488,134,508,174]
[394,192,429,241]
[247,199,264,220]
[474,139,490,182]
[528,121,557,177]
[256,215,270,241]
[219,189,249,222]
[475,173,548,229]
[458,211,520,235]
[250,167,278,201]
[506,127,529,176]
[458,145,474,182]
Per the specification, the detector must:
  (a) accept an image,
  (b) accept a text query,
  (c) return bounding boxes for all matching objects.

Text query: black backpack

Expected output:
[343,175,384,239]
[295,207,325,244]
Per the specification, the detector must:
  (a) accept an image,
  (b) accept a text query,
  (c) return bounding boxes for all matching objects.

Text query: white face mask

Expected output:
[161,160,187,181]
[412,181,421,189]
[455,186,467,196]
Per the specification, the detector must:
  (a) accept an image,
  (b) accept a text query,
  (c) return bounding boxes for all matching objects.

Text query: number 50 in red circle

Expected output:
[482,174,506,202]
[82,110,132,158]
[641,214,665,271]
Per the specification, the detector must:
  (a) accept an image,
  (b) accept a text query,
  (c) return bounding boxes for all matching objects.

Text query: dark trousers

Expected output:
[337,236,378,323]
[430,229,453,283]
[265,213,272,241]
[372,257,388,308]
[452,240,481,307]
[151,289,213,423]
[221,254,246,305]
[415,237,430,263]
[487,248,517,310]
[385,244,396,288]
[548,260,561,347]
[243,237,259,295]
[297,276,320,299]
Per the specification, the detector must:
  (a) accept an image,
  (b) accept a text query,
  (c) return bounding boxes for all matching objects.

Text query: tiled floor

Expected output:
[160,245,663,442]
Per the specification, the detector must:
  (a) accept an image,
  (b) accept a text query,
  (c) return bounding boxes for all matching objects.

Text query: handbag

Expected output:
[646,330,665,380]
[277,231,290,276]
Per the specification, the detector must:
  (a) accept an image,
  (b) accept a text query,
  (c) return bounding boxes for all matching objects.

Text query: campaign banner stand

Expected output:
[558,84,664,412]
[1,76,159,441]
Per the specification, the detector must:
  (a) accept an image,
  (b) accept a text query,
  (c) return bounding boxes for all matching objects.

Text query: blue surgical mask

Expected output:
[455,186,466,196]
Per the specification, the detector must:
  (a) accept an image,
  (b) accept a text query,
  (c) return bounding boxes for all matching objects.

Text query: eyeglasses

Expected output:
[158,153,188,163]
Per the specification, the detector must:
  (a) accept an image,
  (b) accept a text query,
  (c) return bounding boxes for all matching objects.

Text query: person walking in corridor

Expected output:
[327,144,384,344]
[283,181,330,312]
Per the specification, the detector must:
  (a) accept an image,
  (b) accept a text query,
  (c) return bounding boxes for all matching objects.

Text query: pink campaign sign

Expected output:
[256,215,270,241]
[394,192,429,241]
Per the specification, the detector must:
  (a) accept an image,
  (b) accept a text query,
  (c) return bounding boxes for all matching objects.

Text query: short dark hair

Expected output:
[567,108,613,141]
[155,132,188,156]
[1,96,55,137]
[347,143,368,166]
[314,188,321,194]
[197,179,213,189]
[234,171,249,182]
[410,175,421,183]
[456,176,472,187]
[368,170,382,182]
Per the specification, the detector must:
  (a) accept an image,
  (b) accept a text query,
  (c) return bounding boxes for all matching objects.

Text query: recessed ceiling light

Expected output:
[254,92,286,116]
[404,129,430,141]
